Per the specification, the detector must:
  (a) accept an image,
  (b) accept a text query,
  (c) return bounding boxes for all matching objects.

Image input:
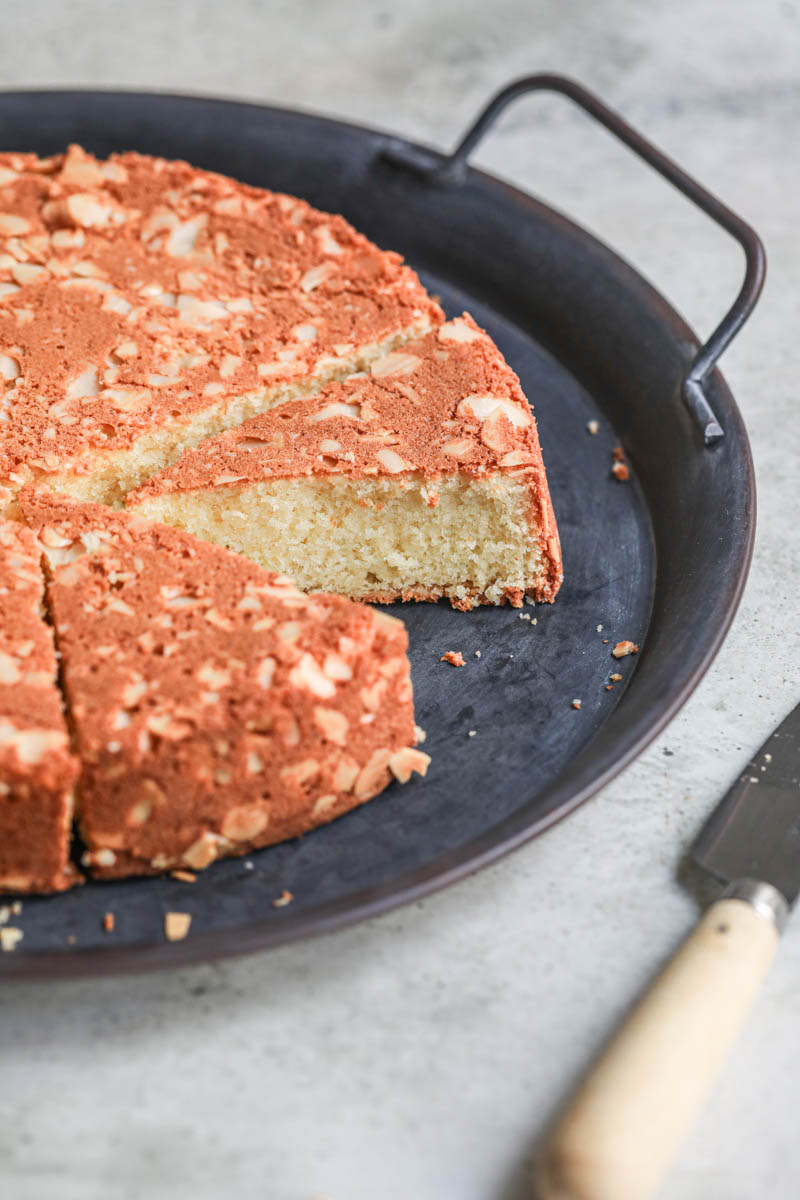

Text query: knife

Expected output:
[536,702,800,1200]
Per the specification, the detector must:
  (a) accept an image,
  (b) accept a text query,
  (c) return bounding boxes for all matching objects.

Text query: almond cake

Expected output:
[129,314,563,608]
[20,491,429,881]
[0,144,564,898]
[0,520,79,892]
[0,145,441,509]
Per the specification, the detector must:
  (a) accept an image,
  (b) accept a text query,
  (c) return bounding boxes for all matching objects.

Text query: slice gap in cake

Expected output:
[20,490,429,881]
[129,314,563,609]
[0,145,442,508]
[0,520,80,892]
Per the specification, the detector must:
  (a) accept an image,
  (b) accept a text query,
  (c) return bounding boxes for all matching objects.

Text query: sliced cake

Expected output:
[20,491,429,880]
[0,145,442,508]
[129,314,563,609]
[0,520,79,892]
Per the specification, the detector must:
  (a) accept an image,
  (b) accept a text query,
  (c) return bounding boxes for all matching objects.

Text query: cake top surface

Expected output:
[20,491,410,806]
[129,314,548,498]
[0,145,440,480]
[0,519,76,784]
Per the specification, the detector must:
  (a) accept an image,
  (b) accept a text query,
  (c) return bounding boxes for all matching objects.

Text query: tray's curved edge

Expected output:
[0,91,757,980]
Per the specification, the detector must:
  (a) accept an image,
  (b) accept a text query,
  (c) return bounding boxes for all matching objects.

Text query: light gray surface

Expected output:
[2,2,799,1197]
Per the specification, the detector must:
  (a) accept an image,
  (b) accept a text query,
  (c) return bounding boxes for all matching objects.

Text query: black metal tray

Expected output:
[0,76,764,978]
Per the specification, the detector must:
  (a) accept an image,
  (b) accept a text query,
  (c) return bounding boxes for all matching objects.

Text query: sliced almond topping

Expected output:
[310,401,362,422]
[10,262,46,286]
[0,354,20,381]
[370,351,421,378]
[353,748,393,800]
[458,394,531,428]
[312,706,349,746]
[300,262,336,292]
[289,653,336,698]
[333,756,360,793]
[441,437,475,461]
[438,317,482,344]
[376,448,409,474]
[183,832,220,870]
[221,806,269,842]
[0,214,31,237]
[389,746,432,784]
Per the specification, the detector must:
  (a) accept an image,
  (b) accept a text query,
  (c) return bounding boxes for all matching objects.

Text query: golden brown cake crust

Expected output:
[20,490,426,880]
[0,520,79,892]
[0,145,441,486]
[129,314,563,601]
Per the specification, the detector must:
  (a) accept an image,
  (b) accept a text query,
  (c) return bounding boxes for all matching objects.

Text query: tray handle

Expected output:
[382,74,766,446]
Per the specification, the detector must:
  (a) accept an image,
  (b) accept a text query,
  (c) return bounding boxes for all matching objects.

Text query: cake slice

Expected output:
[0,520,79,892]
[129,314,562,609]
[0,145,442,508]
[20,491,428,880]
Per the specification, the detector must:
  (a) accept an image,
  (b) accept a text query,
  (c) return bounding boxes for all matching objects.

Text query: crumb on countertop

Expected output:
[612,641,639,659]
[468,730,477,737]
[273,890,294,908]
[610,672,622,682]
[441,651,465,667]
[587,420,599,435]
[103,912,115,933]
[171,870,197,883]
[475,650,481,658]
[572,699,582,710]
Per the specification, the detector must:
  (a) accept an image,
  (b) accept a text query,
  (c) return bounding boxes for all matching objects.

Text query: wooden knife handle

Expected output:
[536,885,785,1200]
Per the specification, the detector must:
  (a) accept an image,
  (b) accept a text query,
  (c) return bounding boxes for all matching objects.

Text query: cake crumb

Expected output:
[612,446,626,461]
[244,860,255,871]
[414,724,427,744]
[165,912,192,941]
[0,927,23,952]
[605,685,614,692]
[441,651,465,667]
[11,901,21,915]
[602,639,610,644]
[468,730,477,737]
[612,461,630,482]
[587,420,599,435]
[475,650,482,658]
[519,612,531,621]
[596,624,603,632]
[103,912,115,933]
[273,890,294,908]
[571,699,582,710]
[171,869,197,883]
[764,753,772,763]
[0,906,10,926]
[612,641,639,659]
[610,672,622,682]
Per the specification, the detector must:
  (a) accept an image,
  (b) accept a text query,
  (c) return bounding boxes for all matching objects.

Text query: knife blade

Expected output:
[692,700,800,903]
[537,701,800,1200]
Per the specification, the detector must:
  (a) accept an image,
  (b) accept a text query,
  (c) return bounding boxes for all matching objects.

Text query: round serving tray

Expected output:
[0,82,761,977]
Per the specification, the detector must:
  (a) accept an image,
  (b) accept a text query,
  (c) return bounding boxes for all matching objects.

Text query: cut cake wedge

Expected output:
[0,520,79,892]
[129,314,563,609]
[0,145,441,508]
[21,491,429,880]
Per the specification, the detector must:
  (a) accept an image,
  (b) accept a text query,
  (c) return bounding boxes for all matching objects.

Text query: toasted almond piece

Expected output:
[388,746,431,784]
[164,912,191,941]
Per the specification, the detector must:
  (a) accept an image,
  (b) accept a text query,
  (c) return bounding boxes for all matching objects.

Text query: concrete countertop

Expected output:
[2,1,799,1197]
